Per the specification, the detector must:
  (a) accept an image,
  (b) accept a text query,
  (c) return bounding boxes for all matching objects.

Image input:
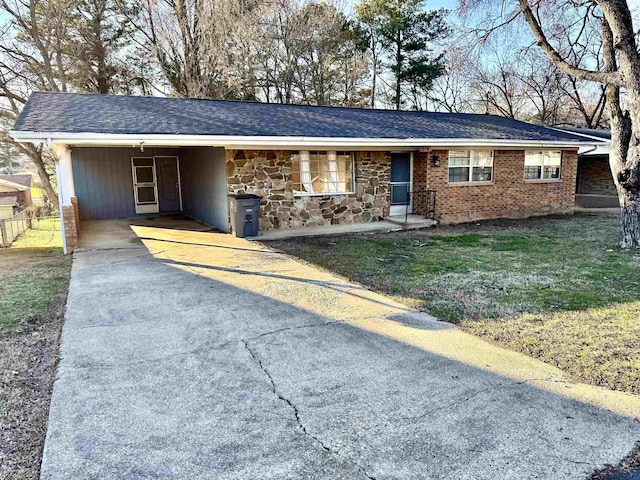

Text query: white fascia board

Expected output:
[9,130,589,149]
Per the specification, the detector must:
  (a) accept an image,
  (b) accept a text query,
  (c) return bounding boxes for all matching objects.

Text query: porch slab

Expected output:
[385,214,438,230]
[252,220,403,240]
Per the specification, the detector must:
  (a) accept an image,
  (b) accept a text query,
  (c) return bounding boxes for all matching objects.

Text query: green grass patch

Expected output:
[11,218,63,249]
[0,218,70,331]
[266,212,640,394]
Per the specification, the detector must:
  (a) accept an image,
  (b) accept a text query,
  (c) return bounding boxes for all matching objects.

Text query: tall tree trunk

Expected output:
[20,143,59,209]
[619,190,640,248]
[611,90,640,248]
[395,30,402,110]
[602,18,640,248]
[370,47,377,108]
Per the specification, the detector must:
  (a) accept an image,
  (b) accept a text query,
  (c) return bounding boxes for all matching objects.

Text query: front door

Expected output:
[156,156,181,212]
[390,153,412,216]
[132,157,159,214]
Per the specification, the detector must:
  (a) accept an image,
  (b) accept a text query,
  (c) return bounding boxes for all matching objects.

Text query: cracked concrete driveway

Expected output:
[42,217,640,480]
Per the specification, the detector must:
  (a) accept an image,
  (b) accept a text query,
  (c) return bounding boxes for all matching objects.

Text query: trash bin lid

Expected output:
[228,193,262,200]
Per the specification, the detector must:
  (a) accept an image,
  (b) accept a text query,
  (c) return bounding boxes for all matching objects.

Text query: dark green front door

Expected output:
[156,156,181,212]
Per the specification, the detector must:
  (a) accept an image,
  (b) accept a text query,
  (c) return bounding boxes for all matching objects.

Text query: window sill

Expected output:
[524,179,562,184]
[447,181,494,187]
[293,191,355,197]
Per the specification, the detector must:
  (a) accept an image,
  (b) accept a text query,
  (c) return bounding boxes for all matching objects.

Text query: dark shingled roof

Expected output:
[0,175,31,188]
[14,92,593,143]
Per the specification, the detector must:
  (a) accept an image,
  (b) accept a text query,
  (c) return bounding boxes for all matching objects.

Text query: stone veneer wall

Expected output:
[414,149,578,224]
[226,150,391,230]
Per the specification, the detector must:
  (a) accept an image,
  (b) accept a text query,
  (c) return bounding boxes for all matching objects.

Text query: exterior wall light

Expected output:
[431,153,440,166]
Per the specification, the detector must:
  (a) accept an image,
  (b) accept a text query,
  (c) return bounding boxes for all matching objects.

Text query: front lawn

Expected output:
[0,220,71,479]
[265,212,640,396]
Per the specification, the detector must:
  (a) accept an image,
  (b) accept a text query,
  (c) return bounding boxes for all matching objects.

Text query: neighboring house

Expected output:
[11,92,600,253]
[0,174,32,219]
[0,196,18,219]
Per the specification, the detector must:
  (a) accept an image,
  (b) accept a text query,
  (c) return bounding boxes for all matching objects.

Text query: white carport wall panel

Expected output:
[52,143,74,254]
[52,144,75,204]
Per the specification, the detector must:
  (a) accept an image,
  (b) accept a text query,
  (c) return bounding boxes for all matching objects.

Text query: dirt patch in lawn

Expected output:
[590,443,640,479]
[0,293,67,479]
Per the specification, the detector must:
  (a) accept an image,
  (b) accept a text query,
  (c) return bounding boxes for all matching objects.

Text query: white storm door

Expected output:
[132,157,159,214]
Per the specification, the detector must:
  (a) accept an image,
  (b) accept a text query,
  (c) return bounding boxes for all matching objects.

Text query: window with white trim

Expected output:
[291,151,354,194]
[524,150,562,180]
[448,150,493,183]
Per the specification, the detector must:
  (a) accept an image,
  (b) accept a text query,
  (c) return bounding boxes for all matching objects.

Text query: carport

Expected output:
[71,146,229,226]
[51,144,230,253]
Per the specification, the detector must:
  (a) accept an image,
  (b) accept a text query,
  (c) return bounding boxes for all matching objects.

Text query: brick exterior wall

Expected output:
[62,198,79,250]
[414,149,578,224]
[576,155,617,196]
[71,196,80,227]
[226,150,391,230]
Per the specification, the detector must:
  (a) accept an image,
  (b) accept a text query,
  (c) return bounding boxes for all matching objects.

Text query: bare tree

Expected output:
[119,0,260,99]
[516,52,568,125]
[459,0,639,246]
[556,26,608,128]
[469,51,527,118]
[249,0,371,106]
[355,0,386,107]
[0,0,75,207]
[513,0,640,246]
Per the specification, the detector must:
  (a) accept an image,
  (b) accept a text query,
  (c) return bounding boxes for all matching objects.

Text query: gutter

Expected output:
[9,131,593,149]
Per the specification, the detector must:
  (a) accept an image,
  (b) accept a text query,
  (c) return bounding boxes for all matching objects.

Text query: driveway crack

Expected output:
[241,339,377,480]
[244,320,340,342]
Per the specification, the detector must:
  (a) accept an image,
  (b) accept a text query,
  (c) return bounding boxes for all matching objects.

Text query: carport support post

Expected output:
[52,144,77,254]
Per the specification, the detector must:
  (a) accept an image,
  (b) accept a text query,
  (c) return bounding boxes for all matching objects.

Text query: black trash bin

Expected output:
[228,194,262,238]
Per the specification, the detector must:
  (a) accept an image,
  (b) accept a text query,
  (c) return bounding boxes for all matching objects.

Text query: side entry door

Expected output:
[132,157,159,214]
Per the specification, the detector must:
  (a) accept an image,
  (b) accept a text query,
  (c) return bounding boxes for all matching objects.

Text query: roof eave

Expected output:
[0,178,29,191]
[9,130,591,149]
[548,126,612,143]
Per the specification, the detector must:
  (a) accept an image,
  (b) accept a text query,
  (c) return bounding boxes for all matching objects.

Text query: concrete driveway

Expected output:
[42,217,640,479]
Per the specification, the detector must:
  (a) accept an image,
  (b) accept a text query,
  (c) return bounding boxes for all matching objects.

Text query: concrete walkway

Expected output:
[42,218,640,479]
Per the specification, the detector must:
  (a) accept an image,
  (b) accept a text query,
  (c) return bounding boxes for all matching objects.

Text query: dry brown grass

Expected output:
[0,295,67,479]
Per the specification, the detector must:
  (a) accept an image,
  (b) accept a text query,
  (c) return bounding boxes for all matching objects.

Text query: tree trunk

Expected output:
[33,151,58,209]
[19,143,59,209]
[601,16,640,248]
[620,191,640,248]
[395,31,402,110]
[371,54,377,108]
[610,108,640,248]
